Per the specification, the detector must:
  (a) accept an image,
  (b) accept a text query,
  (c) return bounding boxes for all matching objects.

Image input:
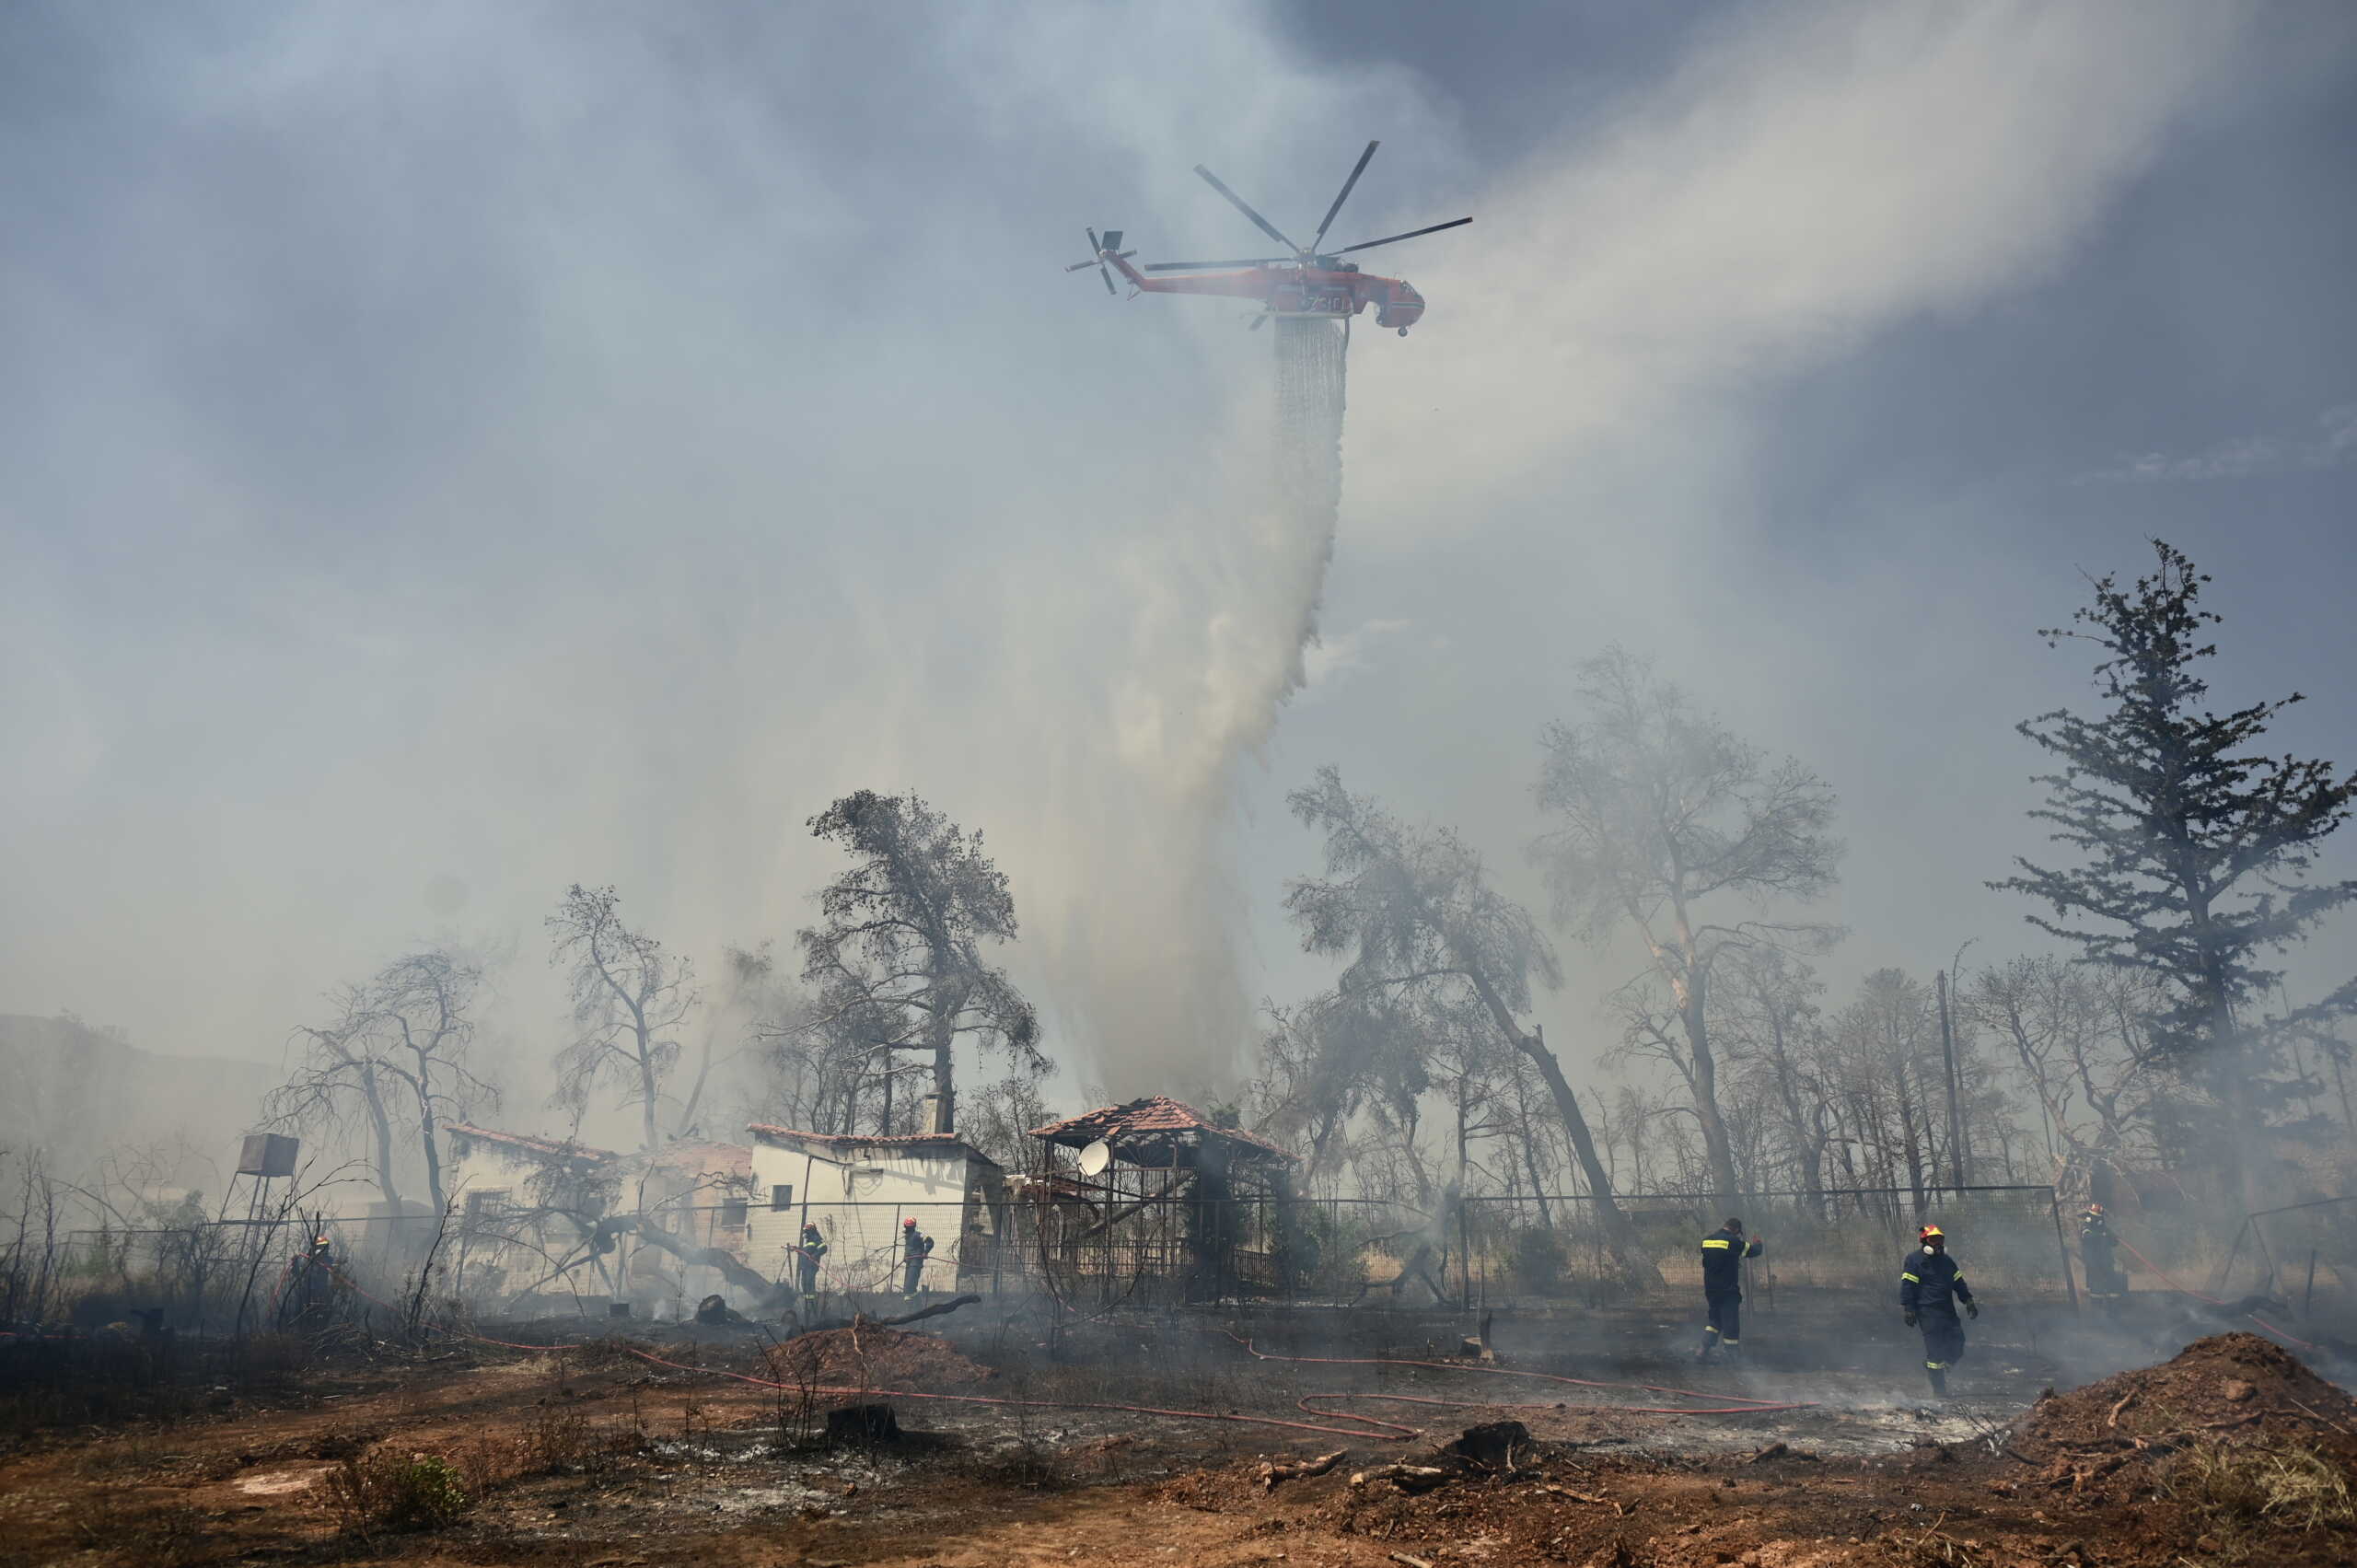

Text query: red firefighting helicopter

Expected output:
[1066,140,1469,336]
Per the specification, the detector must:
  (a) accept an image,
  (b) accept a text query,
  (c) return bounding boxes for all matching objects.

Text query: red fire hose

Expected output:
[2111,1237,2317,1352]
[1225,1333,1813,1411]
[320,1264,1813,1442]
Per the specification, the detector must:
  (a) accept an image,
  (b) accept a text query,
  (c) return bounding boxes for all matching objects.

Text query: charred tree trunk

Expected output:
[1677,966,1741,1200]
[358,1063,403,1214]
[416,1092,446,1214]
[624,1216,792,1310]
[1506,1019,1661,1288]
[924,979,969,1134]
[630,990,662,1153]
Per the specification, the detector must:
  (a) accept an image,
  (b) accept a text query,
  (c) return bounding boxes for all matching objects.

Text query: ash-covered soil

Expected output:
[760,1323,996,1391]
[1,1307,2349,1567]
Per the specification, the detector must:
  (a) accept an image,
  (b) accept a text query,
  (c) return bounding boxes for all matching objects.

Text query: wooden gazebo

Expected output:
[1022,1097,1297,1304]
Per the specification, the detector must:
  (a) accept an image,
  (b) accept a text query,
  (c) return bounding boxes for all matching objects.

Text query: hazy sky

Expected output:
[5,2,2353,1136]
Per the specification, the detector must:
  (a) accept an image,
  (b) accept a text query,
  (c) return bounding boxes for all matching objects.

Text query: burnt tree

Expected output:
[797,790,1042,1136]
[1284,766,1662,1286]
[549,885,700,1152]
[1534,648,1841,1201]
[1992,540,2357,1204]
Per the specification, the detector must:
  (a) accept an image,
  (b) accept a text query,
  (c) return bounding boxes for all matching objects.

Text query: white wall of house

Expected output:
[442,1140,599,1304]
[747,1133,989,1295]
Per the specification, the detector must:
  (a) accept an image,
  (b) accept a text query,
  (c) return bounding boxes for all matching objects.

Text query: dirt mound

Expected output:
[2018,1332,2357,1455]
[760,1325,993,1392]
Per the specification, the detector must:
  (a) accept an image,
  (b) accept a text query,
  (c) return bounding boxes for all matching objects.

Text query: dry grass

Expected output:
[1878,1514,1990,1567]
[2162,1439,2356,1538]
[519,1396,651,1474]
[64,1493,217,1566]
[563,1333,654,1370]
[303,1388,654,1545]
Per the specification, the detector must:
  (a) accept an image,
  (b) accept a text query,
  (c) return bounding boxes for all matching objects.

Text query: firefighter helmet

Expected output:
[1919,1224,1945,1242]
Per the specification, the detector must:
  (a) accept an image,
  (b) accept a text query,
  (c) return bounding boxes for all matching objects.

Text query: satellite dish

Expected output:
[1077,1140,1113,1178]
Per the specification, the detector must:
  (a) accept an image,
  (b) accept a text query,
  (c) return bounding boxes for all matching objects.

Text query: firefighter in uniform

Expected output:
[286,1233,341,1324]
[795,1220,828,1302]
[1696,1217,1763,1362]
[2078,1204,2126,1312]
[1898,1224,1977,1397]
[901,1217,934,1296]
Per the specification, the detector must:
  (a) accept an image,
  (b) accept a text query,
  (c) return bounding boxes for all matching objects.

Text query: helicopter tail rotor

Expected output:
[1063,227,1133,296]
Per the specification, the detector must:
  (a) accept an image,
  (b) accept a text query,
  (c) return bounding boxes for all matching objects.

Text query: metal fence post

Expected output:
[2049,1191,2081,1315]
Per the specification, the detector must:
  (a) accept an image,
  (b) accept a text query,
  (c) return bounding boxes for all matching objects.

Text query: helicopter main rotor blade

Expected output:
[1329,215,1471,256]
[1192,165,1299,253]
[1143,257,1288,272]
[1067,250,1136,271]
[1097,261,1117,295]
[1310,140,1379,251]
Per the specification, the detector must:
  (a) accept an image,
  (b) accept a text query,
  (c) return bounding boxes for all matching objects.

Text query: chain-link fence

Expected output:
[950,1183,2075,1311]
[51,1184,2082,1320]
[1449,1185,2074,1306]
[2223,1197,2357,1318]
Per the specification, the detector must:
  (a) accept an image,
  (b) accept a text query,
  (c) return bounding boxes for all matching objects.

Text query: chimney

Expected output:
[923,1090,953,1135]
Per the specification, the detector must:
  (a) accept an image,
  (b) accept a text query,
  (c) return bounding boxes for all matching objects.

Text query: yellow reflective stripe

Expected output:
[1900,1272,1921,1283]
[1701,1238,1733,1249]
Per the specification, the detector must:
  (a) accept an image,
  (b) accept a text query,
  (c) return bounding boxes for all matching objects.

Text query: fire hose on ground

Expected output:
[2111,1236,2318,1352]
[1225,1332,1819,1432]
[313,1260,1813,1442]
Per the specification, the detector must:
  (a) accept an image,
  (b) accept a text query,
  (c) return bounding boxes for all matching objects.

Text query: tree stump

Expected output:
[825,1403,901,1446]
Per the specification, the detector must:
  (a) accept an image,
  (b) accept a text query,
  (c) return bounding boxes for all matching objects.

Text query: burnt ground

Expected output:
[3,1295,2352,1567]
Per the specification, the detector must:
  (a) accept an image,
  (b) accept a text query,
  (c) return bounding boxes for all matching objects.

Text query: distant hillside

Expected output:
[0,1013,281,1183]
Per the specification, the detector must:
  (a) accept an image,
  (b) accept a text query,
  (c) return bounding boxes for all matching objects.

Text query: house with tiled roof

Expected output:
[442,1124,756,1317]
[744,1125,1008,1300]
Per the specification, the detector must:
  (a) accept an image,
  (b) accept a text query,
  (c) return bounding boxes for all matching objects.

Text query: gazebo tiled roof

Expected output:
[1027,1096,1296,1164]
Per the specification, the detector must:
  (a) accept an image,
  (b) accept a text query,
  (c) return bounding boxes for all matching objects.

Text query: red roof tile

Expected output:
[1027,1097,1296,1162]
[446,1123,619,1165]
[745,1125,1001,1167]
[633,1142,751,1179]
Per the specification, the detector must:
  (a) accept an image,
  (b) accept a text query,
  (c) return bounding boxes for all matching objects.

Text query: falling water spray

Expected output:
[1068,313,1353,1097]
[1273,315,1347,535]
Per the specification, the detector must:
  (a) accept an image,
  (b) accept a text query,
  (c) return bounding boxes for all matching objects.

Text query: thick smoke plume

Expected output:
[2,0,2342,1143]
